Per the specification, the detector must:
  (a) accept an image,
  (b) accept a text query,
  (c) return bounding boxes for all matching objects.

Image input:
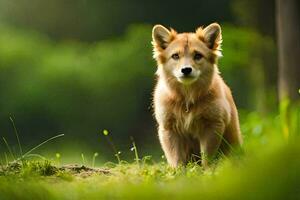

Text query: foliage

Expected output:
[0,0,233,41]
[0,23,275,151]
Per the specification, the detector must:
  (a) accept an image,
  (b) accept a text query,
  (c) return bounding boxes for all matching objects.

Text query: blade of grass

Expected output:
[4,152,8,165]
[9,117,23,157]
[0,155,4,166]
[92,152,99,168]
[130,136,140,165]
[215,131,244,157]
[23,154,46,160]
[16,133,64,161]
[81,153,85,165]
[104,136,121,164]
[2,137,15,160]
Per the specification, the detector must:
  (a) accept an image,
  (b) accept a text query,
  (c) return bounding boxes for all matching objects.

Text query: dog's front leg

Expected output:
[158,128,187,168]
[200,121,225,168]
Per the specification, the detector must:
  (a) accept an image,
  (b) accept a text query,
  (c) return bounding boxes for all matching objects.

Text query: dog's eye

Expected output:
[194,52,203,61]
[171,53,180,60]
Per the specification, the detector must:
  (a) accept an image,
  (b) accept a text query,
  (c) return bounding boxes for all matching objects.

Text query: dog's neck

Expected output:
[174,72,216,106]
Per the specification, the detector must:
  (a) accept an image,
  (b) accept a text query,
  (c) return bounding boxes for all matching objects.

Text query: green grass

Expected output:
[0,142,299,200]
[0,111,299,200]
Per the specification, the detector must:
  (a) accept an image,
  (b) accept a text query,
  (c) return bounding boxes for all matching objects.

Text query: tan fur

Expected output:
[152,23,242,168]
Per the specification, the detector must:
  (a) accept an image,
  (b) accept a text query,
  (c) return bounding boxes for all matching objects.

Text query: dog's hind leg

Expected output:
[200,121,225,168]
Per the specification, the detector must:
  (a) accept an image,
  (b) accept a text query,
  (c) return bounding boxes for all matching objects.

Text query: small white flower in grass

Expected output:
[130,146,135,151]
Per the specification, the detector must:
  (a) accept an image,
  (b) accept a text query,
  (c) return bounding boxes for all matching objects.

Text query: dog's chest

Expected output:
[171,105,203,135]
[182,112,194,130]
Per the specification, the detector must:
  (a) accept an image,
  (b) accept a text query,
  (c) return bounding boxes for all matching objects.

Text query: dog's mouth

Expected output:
[177,75,198,85]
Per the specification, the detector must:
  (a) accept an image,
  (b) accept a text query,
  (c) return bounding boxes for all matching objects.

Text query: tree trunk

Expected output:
[276,0,300,103]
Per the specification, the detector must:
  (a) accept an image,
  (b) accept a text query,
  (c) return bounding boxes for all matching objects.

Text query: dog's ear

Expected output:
[203,23,222,50]
[152,25,175,50]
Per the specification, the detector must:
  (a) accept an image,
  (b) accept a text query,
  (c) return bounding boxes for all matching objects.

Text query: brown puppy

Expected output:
[152,23,242,168]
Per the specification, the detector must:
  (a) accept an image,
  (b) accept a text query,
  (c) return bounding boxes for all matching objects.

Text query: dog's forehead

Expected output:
[166,33,209,55]
[173,33,195,47]
[166,33,191,50]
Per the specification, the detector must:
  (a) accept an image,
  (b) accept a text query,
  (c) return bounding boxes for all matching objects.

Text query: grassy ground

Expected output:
[0,112,300,200]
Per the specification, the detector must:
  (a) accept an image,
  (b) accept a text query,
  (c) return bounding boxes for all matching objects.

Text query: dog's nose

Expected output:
[181,67,192,76]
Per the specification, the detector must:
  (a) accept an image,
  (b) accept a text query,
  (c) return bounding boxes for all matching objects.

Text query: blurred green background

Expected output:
[0,0,283,161]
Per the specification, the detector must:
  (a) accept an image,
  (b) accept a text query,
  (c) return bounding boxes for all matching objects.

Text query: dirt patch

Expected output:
[0,162,111,178]
[59,164,110,178]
